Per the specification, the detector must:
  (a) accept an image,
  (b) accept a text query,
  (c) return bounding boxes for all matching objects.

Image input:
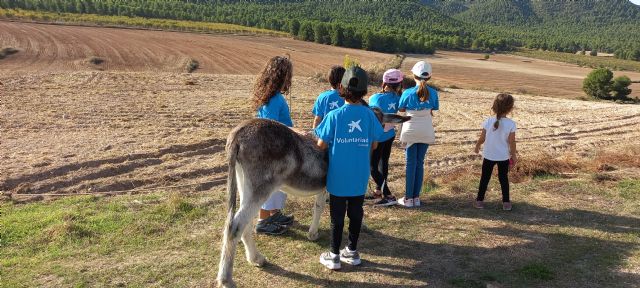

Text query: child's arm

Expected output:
[509,132,517,166]
[474,129,486,154]
[312,116,323,129]
[316,139,328,150]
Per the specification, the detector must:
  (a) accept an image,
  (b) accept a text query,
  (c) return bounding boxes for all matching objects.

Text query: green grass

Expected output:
[618,179,640,200]
[512,49,640,73]
[0,8,288,37]
[517,263,554,281]
[2,173,639,287]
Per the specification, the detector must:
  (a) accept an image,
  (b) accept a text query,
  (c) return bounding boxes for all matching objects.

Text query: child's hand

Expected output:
[510,156,518,168]
[474,145,480,154]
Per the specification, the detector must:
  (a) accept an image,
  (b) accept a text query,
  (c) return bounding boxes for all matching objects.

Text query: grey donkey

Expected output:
[217,109,410,288]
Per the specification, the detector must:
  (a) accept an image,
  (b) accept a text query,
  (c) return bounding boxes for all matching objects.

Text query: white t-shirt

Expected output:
[482,117,516,161]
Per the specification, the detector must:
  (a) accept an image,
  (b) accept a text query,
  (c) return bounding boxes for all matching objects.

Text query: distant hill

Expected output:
[421,0,640,58]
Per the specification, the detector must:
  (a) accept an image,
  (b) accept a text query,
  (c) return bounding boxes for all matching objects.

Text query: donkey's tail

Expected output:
[224,137,239,237]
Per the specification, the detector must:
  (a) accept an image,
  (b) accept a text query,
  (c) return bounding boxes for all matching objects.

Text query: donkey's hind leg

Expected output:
[308,191,328,241]
[241,187,279,267]
[217,166,273,288]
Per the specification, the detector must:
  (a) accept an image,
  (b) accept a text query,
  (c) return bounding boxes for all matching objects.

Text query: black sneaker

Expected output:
[268,211,294,226]
[373,196,398,207]
[256,220,287,235]
[339,248,362,266]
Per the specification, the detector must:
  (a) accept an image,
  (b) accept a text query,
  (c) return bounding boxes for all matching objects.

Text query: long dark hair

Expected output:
[492,93,515,130]
[252,56,293,110]
[415,76,430,102]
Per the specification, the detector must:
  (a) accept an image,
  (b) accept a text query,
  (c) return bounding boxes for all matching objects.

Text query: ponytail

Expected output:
[417,79,430,102]
[491,93,515,131]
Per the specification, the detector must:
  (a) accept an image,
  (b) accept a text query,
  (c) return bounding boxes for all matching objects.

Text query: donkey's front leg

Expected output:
[308,191,328,240]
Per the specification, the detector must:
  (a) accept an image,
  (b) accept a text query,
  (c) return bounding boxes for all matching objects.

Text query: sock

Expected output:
[330,252,338,257]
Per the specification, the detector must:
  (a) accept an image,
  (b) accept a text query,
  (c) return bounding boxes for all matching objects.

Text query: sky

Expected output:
[631,0,640,5]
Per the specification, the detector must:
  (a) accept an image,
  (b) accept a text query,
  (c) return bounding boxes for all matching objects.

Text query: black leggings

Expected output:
[329,194,365,254]
[370,137,394,197]
[476,158,510,202]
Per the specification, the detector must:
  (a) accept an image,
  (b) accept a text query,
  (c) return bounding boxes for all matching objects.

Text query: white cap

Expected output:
[411,61,432,79]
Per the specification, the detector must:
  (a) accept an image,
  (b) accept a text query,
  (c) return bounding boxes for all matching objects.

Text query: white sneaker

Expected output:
[413,197,421,207]
[339,248,362,266]
[319,252,341,270]
[398,197,414,207]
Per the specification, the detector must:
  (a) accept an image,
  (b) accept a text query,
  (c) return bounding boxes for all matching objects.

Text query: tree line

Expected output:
[1,0,639,60]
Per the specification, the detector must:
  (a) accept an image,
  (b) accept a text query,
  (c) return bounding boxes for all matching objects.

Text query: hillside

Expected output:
[2,0,639,58]
[422,0,640,58]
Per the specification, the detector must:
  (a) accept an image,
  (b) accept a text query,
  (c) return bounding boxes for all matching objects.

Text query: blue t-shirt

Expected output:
[256,92,293,127]
[399,86,439,111]
[315,104,383,197]
[368,92,401,141]
[312,89,345,118]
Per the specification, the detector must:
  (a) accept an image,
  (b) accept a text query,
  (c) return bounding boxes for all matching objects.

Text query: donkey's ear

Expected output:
[382,114,411,124]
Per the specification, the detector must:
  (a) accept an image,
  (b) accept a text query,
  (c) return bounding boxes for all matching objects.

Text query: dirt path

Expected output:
[2,72,639,196]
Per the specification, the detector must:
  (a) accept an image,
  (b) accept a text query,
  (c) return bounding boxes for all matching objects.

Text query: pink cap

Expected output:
[382,69,404,84]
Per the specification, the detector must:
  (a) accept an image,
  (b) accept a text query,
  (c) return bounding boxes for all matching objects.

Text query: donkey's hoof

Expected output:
[249,253,267,267]
[217,278,236,288]
[307,230,319,241]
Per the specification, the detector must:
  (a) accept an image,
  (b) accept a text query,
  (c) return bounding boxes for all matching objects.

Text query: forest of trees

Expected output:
[1,0,639,60]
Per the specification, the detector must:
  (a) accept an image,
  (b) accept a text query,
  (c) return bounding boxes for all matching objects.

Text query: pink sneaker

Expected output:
[502,202,512,211]
[398,197,414,208]
[473,200,484,209]
[413,197,421,207]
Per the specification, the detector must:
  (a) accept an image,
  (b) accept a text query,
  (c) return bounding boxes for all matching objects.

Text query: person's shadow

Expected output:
[258,201,640,287]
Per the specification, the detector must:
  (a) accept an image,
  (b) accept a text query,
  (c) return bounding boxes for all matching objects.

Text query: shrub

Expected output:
[343,54,359,69]
[0,47,18,59]
[583,68,613,99]
[611,75,632,99]
[88,56,104,65]
[185,58,199,73]
[589,50,598,56]
[483,54,490,60]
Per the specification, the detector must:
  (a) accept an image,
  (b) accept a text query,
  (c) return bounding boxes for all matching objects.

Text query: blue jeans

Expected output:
[405,143,429,199]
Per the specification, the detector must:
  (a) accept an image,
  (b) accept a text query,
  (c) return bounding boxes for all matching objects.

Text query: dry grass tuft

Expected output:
[45,213,92,240]
[591,146,640,171]
[510,153,580,182]
[366,54,405,86]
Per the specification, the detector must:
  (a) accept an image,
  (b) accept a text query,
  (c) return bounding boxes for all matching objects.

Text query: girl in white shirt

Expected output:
[474,94,518,211]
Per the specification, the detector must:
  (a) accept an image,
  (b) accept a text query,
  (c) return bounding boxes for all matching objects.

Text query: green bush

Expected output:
[611,75,632,99]
[589,50,598,56]
[583,68,613,99]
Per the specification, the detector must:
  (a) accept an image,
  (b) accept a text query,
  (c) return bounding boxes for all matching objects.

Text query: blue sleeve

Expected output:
[370,111,384,142]
[368,94,380,109]
[257,101,279,121]
[398,91,409,109]
[279,97,294,127]
[314,114,335,144]
[432,89,439,111]
[312,95,324,117]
